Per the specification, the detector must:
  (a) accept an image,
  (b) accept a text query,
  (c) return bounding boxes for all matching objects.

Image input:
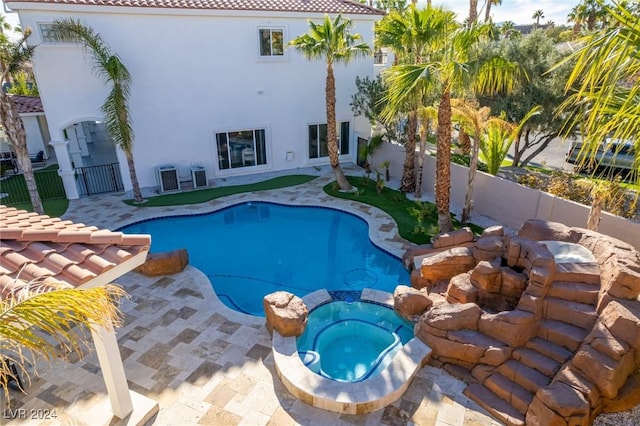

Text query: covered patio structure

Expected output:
[0,205,157,424]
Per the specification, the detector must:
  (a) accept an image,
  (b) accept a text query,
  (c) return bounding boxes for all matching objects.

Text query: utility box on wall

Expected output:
[191,165,208,189]
[156,165,180,193]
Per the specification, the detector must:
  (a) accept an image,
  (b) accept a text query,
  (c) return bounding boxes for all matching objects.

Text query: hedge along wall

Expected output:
[371,142,640,250]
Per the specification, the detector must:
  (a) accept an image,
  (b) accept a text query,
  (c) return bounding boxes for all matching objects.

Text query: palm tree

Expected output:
[1,281,126,404]
[469,0,479,24]
[377,6,445,193]
[451,99,491,224]
[0,28,44,214]
[558,1,640,189]
[51,19,144,203]
[532,10,545,26]
[290,14,370,191]
[385,15,520,232]
[415,105,437,198]
[484,0,502,23]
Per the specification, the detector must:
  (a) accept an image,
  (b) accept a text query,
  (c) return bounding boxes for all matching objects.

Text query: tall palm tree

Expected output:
[484,0,502,22]
[51,19,144,203]
[0,28,44,214]
[385,16,520,232]
[532,10,545,26]
[469,0,479,24]
[378,6,453,193]
[1,281,126,404]
[558,1,639,187]
[290,14,370,191]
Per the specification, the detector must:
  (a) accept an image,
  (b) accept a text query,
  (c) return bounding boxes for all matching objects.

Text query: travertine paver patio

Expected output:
[4,168,501,425]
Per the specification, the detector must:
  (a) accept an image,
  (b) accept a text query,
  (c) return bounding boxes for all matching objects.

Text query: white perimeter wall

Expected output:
[16,7,376,188]
[371,142,640,250]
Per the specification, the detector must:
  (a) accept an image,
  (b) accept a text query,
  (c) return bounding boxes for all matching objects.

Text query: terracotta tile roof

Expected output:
[10,95,44,114]
[0,205,150,300]
[8,0,384,14]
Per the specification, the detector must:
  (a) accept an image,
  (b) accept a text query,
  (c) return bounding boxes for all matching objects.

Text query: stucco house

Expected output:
[0,95,51,162]
[5,0,383,199]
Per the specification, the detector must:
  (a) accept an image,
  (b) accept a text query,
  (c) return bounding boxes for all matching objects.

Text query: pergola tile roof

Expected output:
[10,95,44,114]
[8,0,384,14]
[0,205,150,299]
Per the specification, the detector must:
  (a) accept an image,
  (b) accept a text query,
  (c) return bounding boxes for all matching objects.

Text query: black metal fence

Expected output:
[0,169,66,205]
[76,163,124,196]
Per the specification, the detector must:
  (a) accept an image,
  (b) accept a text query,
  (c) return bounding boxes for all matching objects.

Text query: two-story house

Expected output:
[5,0,383,198]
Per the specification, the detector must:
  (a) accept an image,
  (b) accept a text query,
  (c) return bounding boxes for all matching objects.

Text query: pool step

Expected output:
[537,319,589,352]
[543,297,598,330]
[498,360,550,394]
[547,281,599,305]
[512,347,561,377]
[554,262,601,285]
[484,372,534,415]
[525,337,574,365]
[464,383,525,426]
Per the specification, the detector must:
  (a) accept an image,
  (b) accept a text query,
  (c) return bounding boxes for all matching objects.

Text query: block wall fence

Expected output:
[370,142,640,250]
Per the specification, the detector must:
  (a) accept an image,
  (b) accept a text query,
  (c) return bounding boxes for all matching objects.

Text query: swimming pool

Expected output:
[297,300,413,382]
[120,202,409,315]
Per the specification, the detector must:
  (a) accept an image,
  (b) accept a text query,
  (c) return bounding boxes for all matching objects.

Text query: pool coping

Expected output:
[272,289,432,415]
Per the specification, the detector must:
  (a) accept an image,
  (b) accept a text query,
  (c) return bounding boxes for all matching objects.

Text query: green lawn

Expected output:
[125,175,318,207]
[1,165,69,217]
[323,176,482,244]
[10,199,69,218]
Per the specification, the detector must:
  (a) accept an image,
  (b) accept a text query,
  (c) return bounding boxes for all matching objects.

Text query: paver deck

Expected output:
[3,166,501,425]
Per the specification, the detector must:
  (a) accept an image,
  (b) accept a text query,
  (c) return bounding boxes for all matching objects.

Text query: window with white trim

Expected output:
[216,129,267,170]
[259,28,284,56]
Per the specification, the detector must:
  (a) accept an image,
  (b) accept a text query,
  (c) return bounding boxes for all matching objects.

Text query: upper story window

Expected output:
[39,23,61,43]
[259,28,284,56]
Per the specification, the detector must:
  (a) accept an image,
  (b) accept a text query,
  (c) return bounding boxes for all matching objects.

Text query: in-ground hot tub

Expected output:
[272,289,431,414]
[297,300,414,382]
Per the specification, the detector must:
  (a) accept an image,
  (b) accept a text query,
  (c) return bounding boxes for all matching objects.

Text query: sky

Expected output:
[440,0,577,25]
[1,0,577,28]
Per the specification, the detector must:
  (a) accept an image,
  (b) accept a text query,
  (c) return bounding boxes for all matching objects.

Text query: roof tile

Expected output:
[8,0,384,15]
[0,205,150,300]
[9,96,44,114]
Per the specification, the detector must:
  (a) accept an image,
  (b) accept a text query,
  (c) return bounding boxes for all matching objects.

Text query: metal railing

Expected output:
[0,169,66,205]
[76,163,124,196]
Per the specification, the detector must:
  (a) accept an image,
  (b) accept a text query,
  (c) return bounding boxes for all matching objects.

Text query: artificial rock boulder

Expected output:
[402,219,640,426]
[263,291,308,337]
[135,248,189,276]
[393,285,432,320]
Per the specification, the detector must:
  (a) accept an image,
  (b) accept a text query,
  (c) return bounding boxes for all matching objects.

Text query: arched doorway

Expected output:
[63,120,124,195]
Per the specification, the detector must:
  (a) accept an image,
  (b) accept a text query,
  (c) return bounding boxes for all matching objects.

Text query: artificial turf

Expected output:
[323,176,482,244]
[124,174,318,207]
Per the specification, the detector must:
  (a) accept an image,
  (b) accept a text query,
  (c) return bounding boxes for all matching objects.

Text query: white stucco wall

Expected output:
[22,114,47,157]
[11,5,378,190]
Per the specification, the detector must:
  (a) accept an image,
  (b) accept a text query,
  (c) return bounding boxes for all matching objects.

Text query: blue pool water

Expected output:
[120,202,409,316]
[297,301,413,382]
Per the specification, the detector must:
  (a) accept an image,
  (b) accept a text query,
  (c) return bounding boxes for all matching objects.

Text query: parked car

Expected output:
[565,138,636,171]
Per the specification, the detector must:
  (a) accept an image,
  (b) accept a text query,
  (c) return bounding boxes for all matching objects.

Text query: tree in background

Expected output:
[478,30,573,167]
[0,27,44,214]
[290,15,370,191]
[557,1,639,191]
[6,72,38,97]
[385,13,521,232]
[532,10,545,27]
[377,5,446,194]
[484,0,502,22]
[52,19,144,203]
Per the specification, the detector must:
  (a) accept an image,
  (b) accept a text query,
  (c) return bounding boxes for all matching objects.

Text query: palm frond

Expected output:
[0,281,127,404]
